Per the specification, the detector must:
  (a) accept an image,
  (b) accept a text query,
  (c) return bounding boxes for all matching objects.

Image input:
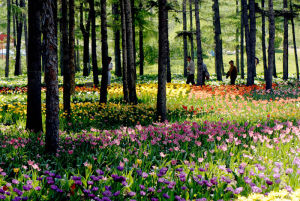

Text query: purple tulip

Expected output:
[251,186,262,193]
[96,169,104,175]
[113,191,120,196]
[92,187,99,192]
[117,166,124,171]
[128,191,136,197]
[163,193,170,199]
[23,184,32,191]
[102,190,112,197]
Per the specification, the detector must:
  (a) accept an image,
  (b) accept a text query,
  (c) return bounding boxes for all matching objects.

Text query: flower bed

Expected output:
[0,120,299,200]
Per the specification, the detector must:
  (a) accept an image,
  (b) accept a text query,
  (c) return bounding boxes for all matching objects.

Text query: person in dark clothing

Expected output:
[226,60,238,85]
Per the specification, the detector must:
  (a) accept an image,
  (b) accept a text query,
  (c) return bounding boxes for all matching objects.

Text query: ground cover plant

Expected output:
[0,75,299,200]
[0,119,299,200]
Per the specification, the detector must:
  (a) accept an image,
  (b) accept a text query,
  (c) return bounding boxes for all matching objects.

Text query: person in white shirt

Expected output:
[186,56,195,85]
[108,57,113,85]
[187,56,210,85]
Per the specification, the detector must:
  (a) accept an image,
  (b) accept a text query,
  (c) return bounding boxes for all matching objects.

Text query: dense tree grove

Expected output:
[0,0,298,152]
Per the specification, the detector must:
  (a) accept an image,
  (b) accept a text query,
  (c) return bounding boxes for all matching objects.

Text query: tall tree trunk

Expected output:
[240,1,245,79]
[262,0,268,80]
[76,39,80,72]
[26,0,42,133]
[13,0,16,48]
[235,0,240,73]
[24,15,28,69]
[139,23,144,76]
[125,0,137,104]
[183,0,188,77]
[248,0,256,85]
[59,20,64,76]
[5,0,11,77]
[195,0,204,86]
[213,0,223,81]
[241,0,254,85]
[80,3,91,77]
[283,0,288,80]
[74,45,77,72]
[166,12,171,83]
[14,0,24,76]
[273,19,277,78]
[273,53,277,77]
[42,0,59,153]
[100,0,109,104]
[113,3,122,77]
[90,0,99,86]
[266,0,275,90]
[157,0,168,122]
[189,0,194,61]
[131,0,137,80]
[290,0,299,80]
[120,0,129,102]
[62,0,70,115]
[69,0,75,94]
[138,2,144,76]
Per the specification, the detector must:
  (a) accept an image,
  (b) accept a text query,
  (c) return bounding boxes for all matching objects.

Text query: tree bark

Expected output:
[240,1,245,79]
[125,0,137,104]
[157,0,168,122]
[113,3,122,77]
[62,0,71,115]
[131,0,137,80]
[183,0,188,77]
[235,0,240,73]
[24,15,28,69]
[120,0,129,102]
[59,19,64,76]
[189,0,194,61]
[273,19,277,78]
[273,53,277,78]
[166,10,171,83]
[241,0,254,85]
[13,0,16,48]
[100,0,109,104]
[69,0,75,94]
[283,0,288,80]
[195,0,204,86]
[76,39,80,72]
[42,0,59,153]
[139,25,144,76]
[80,3,91,77]
[266,0,275,90]
[14,0,24,76]
[213,0,223,81]
[138,2,144,76]
[5,0,11,77]
[26,0,42,133]
[248,0,256,85]
[290,0,299,80]
[90,0,99,86]
[262,0,268,80]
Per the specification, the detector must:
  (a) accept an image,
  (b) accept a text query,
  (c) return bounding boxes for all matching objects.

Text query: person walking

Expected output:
[108,57,113,86]
[226,60,238,85]
[186,56,195,85]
